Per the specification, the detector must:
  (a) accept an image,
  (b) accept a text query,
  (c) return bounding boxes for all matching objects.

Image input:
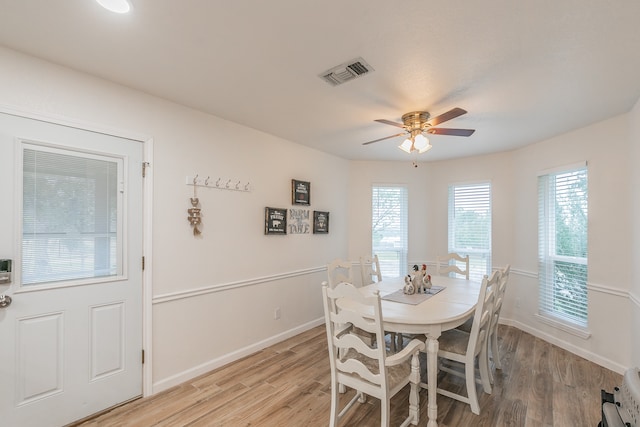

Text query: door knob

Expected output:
[0,294,12,308]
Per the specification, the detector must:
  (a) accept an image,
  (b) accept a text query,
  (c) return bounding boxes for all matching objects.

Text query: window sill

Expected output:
[534,313,591,340]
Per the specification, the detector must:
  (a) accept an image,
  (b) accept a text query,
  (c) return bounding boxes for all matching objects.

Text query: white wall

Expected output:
[0,46,349,392]
[348,115,634,373]
[631,97,640,368]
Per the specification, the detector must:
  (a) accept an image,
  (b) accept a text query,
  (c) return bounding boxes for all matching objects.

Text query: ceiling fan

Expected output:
[363,107,475,154]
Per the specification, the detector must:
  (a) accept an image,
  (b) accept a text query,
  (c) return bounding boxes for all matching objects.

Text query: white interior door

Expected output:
[0,112,144,426]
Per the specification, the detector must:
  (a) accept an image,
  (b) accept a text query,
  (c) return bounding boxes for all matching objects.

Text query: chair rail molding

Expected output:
[153,266,326,304]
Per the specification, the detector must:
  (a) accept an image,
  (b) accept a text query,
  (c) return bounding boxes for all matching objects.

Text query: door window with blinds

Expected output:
[372,185,408,278]
[21,143,123,286]
[448,182,492,282]
[538,163,588,327]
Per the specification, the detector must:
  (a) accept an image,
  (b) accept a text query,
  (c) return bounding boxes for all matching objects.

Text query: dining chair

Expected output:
[487,264,510,382]
[360,254,382,285]
[422,270,498,415]
[321,281,425,427]
[327,258,354,287]
[436,252,470,280]
[329,258,399,352]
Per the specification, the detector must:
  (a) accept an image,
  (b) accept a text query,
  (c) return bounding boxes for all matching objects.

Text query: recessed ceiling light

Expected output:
[96,0,131,14]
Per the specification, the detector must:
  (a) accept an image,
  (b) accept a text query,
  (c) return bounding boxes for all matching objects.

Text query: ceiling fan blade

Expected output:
[426,128,475,137]
[362,132,406,145]
[374,119,405,129]
[426,107,467,127]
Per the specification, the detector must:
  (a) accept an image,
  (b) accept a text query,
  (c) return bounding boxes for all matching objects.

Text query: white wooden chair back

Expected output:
[488,264,510,375]
[433,270,498,415]
[437,252,470,280]
[326,259,353,288]
[322,282,387,389]
[359,254,382,286]
[321,281,424,426]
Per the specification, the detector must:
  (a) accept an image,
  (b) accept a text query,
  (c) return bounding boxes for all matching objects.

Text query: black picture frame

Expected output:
[292,179,310,205]
[313,211,329,234]
[265,207,287,235]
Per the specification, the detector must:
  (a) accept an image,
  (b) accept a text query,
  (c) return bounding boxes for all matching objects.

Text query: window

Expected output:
[21,143,123,286]
[538,164,588,327]
[372,185,408,278]
[448,182,492,282]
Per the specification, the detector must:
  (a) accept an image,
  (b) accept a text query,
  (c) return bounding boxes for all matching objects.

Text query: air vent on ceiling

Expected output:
[319,57,374,86]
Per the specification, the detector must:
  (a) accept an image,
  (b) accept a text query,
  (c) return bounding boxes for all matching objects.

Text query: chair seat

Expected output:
[341,349,411,390]
[438,328,471,356]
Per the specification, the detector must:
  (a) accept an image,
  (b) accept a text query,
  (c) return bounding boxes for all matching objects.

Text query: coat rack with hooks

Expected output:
[185,175,251,192]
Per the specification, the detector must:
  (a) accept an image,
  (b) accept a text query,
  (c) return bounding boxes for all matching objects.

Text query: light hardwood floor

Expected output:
[75,325,621,426]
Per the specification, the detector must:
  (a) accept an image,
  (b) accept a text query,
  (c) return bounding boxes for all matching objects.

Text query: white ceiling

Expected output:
[1,0,639,162]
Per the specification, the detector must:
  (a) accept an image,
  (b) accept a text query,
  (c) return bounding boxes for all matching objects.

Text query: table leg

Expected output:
[426,335,439,427]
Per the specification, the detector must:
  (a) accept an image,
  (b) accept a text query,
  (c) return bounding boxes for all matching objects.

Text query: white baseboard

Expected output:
[500,317,627,375]
[152,317,325,394]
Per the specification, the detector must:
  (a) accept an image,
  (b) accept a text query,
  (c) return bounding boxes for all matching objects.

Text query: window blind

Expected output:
[538,166,588,327]
[448,182,492,282]
[22,145,121,286]
[372,185,408,278]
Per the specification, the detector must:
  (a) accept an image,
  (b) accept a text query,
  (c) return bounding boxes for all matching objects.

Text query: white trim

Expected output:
[142,139,154,397]
[499,317,626,375]
[533,313,591,339]
[151,317,325,394]
[153,266,326,304]
[588,282,629,298]
[537,160,588,177]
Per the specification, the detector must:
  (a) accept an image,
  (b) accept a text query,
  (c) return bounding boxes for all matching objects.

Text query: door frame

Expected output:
[0,103,154,397]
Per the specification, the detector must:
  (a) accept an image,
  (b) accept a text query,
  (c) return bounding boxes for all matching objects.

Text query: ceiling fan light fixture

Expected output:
[95,0,132,13]
[413,133,429,151]
[417,142,433,154]
[398,138,413,153]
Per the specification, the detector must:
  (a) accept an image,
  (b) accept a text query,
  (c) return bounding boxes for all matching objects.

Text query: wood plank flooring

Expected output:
[75,325,621,426]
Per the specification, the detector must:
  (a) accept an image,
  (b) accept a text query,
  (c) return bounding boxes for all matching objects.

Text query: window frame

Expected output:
[16,140,126,290]
[371,184,408,278]
[537,162,589,330]
[447,181,492,283]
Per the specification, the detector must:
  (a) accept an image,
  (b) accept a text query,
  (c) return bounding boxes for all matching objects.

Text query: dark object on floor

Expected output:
[599,367,640,427]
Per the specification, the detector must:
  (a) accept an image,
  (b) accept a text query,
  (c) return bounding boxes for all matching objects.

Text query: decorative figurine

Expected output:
[403,275,415,295]
[423,274,433,291]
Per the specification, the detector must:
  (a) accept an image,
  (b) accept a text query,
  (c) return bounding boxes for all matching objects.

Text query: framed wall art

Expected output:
[313,210,329,234]
[291,179,310,205]
[265,207,287,235]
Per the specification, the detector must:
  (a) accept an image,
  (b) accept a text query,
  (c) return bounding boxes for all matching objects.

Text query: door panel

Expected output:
[0,112,143,427]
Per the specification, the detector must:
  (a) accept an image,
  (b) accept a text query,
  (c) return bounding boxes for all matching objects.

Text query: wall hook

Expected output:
[245,182,250,191]
[204,176,210,186]
[193,174,199,185]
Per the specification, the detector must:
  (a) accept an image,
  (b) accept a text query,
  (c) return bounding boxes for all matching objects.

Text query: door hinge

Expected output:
[142,349,145,364]
[142,162,150,178]
[142,256,145,271]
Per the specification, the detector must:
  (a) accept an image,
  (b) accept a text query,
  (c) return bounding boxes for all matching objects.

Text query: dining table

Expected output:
[342,275,482,427]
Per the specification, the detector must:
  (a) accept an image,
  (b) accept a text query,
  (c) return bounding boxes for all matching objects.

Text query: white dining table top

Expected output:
[346,275,482,336]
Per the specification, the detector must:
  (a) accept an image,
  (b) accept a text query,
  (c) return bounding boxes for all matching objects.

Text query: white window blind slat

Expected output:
[448,182,492,282]
[538,167,588,326]
[372,185,408,278]
[22,145,122,286]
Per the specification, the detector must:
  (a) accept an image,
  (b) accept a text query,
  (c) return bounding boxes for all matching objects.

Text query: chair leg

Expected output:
[329,380,339,427]
[409,354,420,425]
[466,359,480,415]
[381,397,391,427]
[492,329,502,370]
[479,342,492,395]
